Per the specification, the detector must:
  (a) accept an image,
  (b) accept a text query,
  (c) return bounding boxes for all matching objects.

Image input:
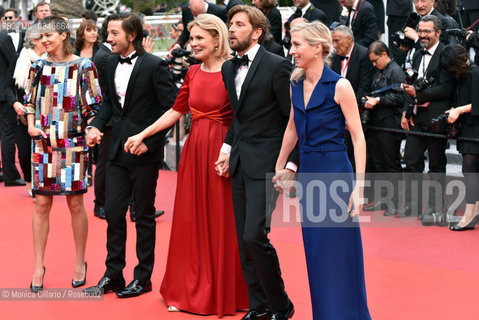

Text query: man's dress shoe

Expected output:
[93,205,106,219]
[82,276,125,296]
[241,309,270,320]
[4,178,26,186]
[130,210,164,222]
[362,201,387,212]
[270,301,294,320]
[396,206,411,218]
[116,279,152,298]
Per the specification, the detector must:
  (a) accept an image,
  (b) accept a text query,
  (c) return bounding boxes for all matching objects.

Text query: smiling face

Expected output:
[228,12,260,55]
[290,30,319,69]
[417,20,440,49]
[189,25,218,61]
[107,20,135,56]
[40,30,66,56]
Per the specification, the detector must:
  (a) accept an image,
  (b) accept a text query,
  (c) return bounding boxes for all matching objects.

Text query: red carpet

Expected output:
[1,169,478,320]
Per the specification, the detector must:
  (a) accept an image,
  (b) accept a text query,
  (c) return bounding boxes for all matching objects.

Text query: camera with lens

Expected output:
[393,12,421,50]
[359,97,372,126]
[430,113,461,138]
[421,210,449,226]
[444,28,468,46]
[165,48,192,82]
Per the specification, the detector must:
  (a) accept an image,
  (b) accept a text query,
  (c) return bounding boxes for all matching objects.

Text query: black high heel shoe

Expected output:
[72,262,87,288]
[450,215,479,231]
[30,266,45,293]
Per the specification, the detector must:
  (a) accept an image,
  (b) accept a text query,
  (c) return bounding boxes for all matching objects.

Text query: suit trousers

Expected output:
[104,152,160,283]
[0,102,22,182]
[367,119,403,207]
[230,160,289,312]
[403,112,447,213]
[93,125,111,206]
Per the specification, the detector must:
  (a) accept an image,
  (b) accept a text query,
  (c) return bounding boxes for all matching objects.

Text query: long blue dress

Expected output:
[291,66,371,320]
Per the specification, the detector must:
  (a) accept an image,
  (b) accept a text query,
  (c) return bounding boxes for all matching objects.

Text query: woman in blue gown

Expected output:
[273,21,371,320]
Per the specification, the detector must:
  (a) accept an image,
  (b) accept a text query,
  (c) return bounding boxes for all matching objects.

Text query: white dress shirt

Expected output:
[8,32,20,52]
[418,40,439,79]
[114,51,138,108]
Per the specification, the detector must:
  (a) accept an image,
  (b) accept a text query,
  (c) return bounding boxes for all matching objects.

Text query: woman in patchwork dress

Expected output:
[25,16,101,292]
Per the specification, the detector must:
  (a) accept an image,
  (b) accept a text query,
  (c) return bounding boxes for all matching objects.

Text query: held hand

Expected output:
[28,126,47,139]
[215,152,230,177]
[402,83,416,97]
[85,127,103,147]
[364,96,377,109]
[142,36,154,54]
[348,184,364,217]
[445,107,460,123]
[404,26,418,41]
[124,133,145,153]
[130,142,148,156]
[13,102,25,116]
[272,169,295,193]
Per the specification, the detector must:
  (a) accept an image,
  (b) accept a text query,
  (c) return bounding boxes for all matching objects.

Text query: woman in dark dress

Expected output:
[74,19,100,59]
[442,45,479,231]
[274,21,371,320]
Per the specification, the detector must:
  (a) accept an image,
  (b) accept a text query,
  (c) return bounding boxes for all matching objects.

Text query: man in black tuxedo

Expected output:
[215,5,296,320]
[287,0,327,25]
[0,30,25,187]
[84,13,176,298]
[338,0,378,48]
[400,15,456,219]
[331,25,374,172]
[3,8,25,54]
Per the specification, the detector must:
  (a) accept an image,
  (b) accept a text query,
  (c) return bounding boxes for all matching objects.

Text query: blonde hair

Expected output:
[290,21,334,82]
[188,14,231,59]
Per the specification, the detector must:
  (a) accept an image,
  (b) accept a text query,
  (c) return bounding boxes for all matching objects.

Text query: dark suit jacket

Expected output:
[410,42,456,122]
[288,4,327,24]
[92,43,111,97]
[177,3,226,47]
[331,43,374,106]
[263,38,285,58]
[222,46,297,178]
[347,0,378,48]
[74,43,100,60]
[0,32,17,105]
[90,53,177,164]
[311,0,341,25]
[463,0,479,10]
[386,0,413,17]
[265,6,283,45]
[9,31,25,54]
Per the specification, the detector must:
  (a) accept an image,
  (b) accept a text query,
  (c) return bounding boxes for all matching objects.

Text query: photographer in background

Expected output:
[442,45,479,231]
[400,15,456,222]
[362,41,405,216]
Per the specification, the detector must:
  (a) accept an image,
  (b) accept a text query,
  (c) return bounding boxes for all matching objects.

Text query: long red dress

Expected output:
[160,64,248,316]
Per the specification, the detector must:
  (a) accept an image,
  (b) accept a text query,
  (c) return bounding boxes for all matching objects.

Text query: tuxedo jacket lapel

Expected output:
[346,45,358,78]
[224,60,239,110]
[238,46,265,108]
[123,54,144,114]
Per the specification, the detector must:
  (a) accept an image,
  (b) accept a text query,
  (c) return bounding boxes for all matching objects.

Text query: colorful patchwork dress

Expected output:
[24,57,101,195]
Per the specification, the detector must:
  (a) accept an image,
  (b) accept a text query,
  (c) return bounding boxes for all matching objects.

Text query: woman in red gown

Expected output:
[124,14,248,316]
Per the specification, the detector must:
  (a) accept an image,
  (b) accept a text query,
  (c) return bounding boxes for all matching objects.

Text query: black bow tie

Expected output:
[295,7,302,16]
[233,54,249,72]
[7,29,16,33]
[118,53,138,64]
[339,55,348,61]
[421,49,431,56]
